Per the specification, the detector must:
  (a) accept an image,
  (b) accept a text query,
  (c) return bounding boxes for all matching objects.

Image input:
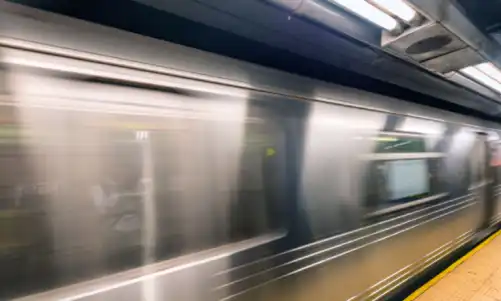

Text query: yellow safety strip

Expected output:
[404,229,501,301]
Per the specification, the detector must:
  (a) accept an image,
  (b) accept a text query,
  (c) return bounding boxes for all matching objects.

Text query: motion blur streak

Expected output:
[2,4,501,301]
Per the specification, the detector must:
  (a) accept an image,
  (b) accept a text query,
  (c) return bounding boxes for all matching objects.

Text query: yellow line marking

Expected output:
[404,229,501,301]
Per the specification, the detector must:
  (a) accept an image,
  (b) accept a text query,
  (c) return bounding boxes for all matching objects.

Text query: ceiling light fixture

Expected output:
[370,0,417,22]
[476,62,501,83]
[461,63,501,94]
[328,0,398,31]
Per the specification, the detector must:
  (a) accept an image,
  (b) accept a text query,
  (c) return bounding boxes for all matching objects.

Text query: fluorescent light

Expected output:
[461,65,501,94]
[371,0,417,22]
[329,0,398,31]
[476,62,501,82]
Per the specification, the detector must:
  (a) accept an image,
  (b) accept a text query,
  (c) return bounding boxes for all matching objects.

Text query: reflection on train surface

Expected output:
[1,4,501,301]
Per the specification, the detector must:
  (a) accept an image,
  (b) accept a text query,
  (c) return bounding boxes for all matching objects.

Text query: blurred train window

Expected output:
[0,66,292,299]
[375,134,426,153]
[230,116,285,242]
[0,103,287,300]
[468,134,489,189]
[93,129,145,271]
[0,112,55,299]
[492,142,501,183]
[367,160,430,207]
[366,132,444,213]
[386,159,429,200]
[492,143,501,167]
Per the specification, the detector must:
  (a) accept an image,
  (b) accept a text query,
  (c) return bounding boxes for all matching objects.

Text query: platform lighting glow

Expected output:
[461,64,501,94]
[477,62,501,83]
[371,0,417,22]
[329,0,398,31]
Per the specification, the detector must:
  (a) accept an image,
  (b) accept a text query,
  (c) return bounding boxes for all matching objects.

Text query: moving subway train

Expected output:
[1,4,501,301]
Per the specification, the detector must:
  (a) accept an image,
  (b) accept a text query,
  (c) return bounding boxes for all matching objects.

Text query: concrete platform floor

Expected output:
[406,230,501,301]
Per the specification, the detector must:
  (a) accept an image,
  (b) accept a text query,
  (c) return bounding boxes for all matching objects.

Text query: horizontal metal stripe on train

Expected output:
[367,193,448,217]
[5,95,255,122]
[0,41,449,123]
[3,26,500,132]
[214,194,474,279]
[216,197,473,288]
[215,194,473,278]
[0,39,255,92]
[14,233,286,301]
[218,201,476,300]
[215,200,476,299]
[0,42,410,120]
[380,131,427,137]
[347,239,456,301]
[491,214,501,225]
[347,231,473,301]
[370,234,473,301]
[1,20,494,130]
[0,42,408,119]
[360,153,445,160]
[469,181,491,191]
[2,37,493,135]
[1,48,250,99]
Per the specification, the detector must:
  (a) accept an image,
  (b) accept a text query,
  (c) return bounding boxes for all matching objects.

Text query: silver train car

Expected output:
[0,3,500,301]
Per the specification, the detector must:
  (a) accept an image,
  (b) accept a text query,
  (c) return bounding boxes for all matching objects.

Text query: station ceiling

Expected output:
[455,0,501,35]
[6,0,501,121]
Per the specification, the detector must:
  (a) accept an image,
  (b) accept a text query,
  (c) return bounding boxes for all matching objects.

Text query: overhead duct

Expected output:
[269,0,490,75]
[288,0,488,74]
[402,0,501,98]
[321,0,498,76]
[382,21,484,73]
[380,0,494,74]
[405,0,501,68]
[381,0,501,100]
[267,0,501,101]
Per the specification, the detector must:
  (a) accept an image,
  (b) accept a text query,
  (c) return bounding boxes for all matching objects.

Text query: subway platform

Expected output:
[406,230,501,301]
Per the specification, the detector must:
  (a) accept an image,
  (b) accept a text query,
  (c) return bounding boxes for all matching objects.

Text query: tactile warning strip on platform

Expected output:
[405,230,501,301]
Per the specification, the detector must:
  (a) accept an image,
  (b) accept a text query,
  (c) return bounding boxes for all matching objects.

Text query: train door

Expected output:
[471,132,494,229]
[490,140,501,224]
[91,126,155,269]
